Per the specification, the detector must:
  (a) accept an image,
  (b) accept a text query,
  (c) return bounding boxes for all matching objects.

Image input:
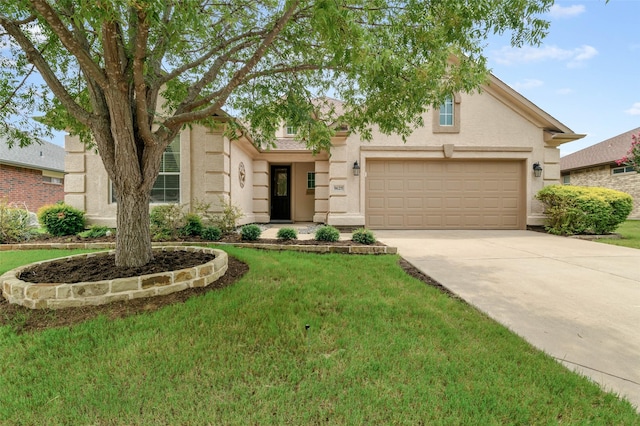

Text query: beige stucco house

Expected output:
[64,73,585,230]
[561,127,639,219]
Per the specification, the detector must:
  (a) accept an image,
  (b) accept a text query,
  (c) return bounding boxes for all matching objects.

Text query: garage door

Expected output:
[366,160,525,229]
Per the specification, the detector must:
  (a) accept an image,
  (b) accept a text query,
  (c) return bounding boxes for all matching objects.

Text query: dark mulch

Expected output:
[1,243,452,335]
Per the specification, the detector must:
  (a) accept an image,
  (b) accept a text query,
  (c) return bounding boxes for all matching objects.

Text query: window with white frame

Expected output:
[110,136,181,203]
[439,95,454,126]
[612,165,635,175]
[286,123,297,135]
[307,172,316,189]
[562,175,570,185]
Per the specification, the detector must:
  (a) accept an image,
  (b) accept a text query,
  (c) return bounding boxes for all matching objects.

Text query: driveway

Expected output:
[375,230,640,410]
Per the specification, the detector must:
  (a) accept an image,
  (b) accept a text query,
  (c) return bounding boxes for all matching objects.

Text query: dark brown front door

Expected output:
[271,165,291,221]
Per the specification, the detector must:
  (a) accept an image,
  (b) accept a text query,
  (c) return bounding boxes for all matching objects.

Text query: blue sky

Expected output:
[485,0,640,156]
[40,1,639,156]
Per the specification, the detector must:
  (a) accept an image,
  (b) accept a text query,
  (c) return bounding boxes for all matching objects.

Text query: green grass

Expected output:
[0,248,97,272]
[596,220,640,249]
[1,247,638,424]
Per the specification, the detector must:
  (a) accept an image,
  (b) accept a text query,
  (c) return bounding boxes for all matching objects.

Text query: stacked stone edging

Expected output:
[1,241,397,254]
[1,246,227,310]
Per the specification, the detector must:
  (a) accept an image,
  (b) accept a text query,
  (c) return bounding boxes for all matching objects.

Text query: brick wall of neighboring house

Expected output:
[0,164,65,212]
[566,165,640,219]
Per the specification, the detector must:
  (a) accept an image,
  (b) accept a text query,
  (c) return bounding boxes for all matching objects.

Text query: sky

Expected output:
[33,1,640,157]
[485,0,640,156]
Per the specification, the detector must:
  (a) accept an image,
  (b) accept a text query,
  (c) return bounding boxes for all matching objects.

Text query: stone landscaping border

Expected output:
[1,246,227,310]
[0,241,398,254]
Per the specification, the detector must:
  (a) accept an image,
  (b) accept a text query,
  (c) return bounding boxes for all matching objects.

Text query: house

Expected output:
[560,127,640,219]
[64,74,585,230]
[0,135,65,212]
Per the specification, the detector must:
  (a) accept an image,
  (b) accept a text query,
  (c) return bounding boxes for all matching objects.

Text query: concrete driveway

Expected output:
[375,230,640,410]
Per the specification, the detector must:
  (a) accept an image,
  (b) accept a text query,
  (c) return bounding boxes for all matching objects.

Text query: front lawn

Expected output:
[596,220,640,249]
[0,247,638,423]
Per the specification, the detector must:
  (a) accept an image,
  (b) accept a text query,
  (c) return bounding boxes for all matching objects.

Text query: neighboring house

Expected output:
[65,73,584,230]
[560,127,640,219]
[0,135,65,212]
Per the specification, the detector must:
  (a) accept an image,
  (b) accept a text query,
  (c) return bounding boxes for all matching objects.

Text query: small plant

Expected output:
[212,196,243,234]
[150,204,184,240]
[201,225,222,241]
[0,200,33,243]
[241,224,262,241]
[37,203,85,236]
[276,227,298,241]
[78,225,113,239]
[315,225,340,242]
[352,228,376,245]
[180,213,203,237]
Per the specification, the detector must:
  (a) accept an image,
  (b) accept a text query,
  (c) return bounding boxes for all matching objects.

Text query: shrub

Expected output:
[37,203,86,236]
[276,227,298,240]
[352,228,376,245]
[150,204,184,240]
[180,213,203,237]
[315,225,340,242]
[201,226,222,241]
[241,224,262,241]
[0,200,33,243]
[78,225,113,239]
[535,185,633,235]
[212,196,243,234]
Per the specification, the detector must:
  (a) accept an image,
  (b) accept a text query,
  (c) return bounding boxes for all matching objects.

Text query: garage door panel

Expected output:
[366,160,524,229]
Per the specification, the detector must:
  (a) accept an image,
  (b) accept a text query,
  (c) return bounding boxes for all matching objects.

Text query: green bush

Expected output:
[535,185,633,235]
[180,213,203,237]
[0,201,33,243]
[315,225,340,242]
[150,204,184,240]
[37,203,86,236]
[212,197,244,234]
[352,228,376,245]
[276,227,298,240]
[78,225,113,239]
[241,224,262,241]
[201,226,222,241]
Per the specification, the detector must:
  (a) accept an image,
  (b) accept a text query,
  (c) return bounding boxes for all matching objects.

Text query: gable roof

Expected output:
[0,135,65,172]
[560,127,640,172]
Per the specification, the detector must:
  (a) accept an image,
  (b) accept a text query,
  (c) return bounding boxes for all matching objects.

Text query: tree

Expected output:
[617,132,640,173]
[1,0,553,267]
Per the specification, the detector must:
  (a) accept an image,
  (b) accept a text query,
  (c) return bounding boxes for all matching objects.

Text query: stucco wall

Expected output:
[230,140,255,225]
[293,162,315,221]
[566,166,640,219]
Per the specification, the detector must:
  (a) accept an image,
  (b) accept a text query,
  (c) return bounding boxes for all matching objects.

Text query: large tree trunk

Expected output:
[115,189,153,267]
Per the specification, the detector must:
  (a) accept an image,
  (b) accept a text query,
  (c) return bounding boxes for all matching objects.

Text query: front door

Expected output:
[271,165,291,221]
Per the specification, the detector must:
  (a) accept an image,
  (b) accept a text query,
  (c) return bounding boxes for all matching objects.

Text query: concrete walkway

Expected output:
[375,230,640,410]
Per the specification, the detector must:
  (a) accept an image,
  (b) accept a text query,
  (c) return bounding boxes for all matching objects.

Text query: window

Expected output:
[286,124,297,135]
[42,176,63,185]
[562,175,570,185]
[433,93,460,133]
[110,136,181,203]
[612,165,635,175]
[439,96,454,126]
[307,172,316,189]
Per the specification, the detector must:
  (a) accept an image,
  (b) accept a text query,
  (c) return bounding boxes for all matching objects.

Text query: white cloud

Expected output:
[492,44,598,68]
[624,102,640,116]
[548,4,585,19]
[511,79,544,91]
[556,88,573,95]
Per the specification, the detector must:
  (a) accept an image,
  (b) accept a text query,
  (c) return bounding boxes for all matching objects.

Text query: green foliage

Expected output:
[180,213,203,237]
[276,227,298,241]
[78,226,113,239]
[241,224,262,241]
[536,185,633,235]
[150,204,184,240]
[212,197,244,234]
[352,228,376,245]
[315,225,340,242]
[0,200,33,243]
[37,204,86,237]
[617,133,640,172]
[201,226,222,241]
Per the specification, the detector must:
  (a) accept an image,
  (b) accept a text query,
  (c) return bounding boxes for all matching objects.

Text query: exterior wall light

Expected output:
[533,162,543,178]
[353,161,361,176]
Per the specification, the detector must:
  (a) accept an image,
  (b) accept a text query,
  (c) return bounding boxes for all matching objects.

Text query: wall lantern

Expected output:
[353,161,361,176]
[532,162,543,178]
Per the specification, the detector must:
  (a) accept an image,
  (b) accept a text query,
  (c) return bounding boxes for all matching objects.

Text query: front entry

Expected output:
[270,165,291,221]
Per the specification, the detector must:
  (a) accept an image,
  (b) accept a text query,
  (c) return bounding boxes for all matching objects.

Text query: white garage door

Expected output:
[366,160,525,229]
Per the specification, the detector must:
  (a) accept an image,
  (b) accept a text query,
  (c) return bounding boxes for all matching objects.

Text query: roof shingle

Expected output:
[560,127,640,172]
[0,135,65,172]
